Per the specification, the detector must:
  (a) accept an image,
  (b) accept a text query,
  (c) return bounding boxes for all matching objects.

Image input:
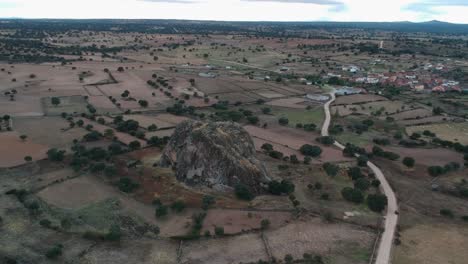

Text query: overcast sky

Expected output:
[0,0,467,23]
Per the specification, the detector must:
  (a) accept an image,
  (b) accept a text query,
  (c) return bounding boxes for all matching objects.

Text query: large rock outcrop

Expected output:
[159,120,270,193]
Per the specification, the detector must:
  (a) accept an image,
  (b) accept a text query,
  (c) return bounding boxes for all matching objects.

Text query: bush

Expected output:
[347,167,363,180]
[45,244,63,259]
[440,209,454,218]
[268,180,295,195]
[155,205,169,218]
[247,116,259,124]
[129,140,141,150]
[299,144,322,157]
[323,162,339,177]
[278,117,289,126]
[46,148,66,162]
[261,143,273,152]
[201,195,215,210]
[357,155,368,167]
[105,224,122,241]
[373,138,390,146]
[39,219,52,228]
[118,177,139,193]
[341,187,364,203]
[83,131,102,142]
[261,219,271,230]
[428,166,444,177]
[367,194,388,212]
[354,178,370,191]
[402,157,415,168]
[214,226,224,236]
[269,150,284,159]
[171,200,186,213]
[316,136,335,146]
[235,184,254,201]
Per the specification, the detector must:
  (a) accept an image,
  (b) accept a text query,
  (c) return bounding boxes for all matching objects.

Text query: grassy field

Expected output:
[273,107,325,126]
[335,130,380,147]
[406,122,468,145]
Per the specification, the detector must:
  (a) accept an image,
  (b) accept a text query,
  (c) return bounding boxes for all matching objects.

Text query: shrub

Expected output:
[323,162,339,177]
[214,226,224,236]
[83,131,102,142]
[155,205,169,218]
[268,150,284,159]
[278,117,289,126]
[105,224,122,241]
[354,178,370,191]
[300,144,322,157]
[235,184,254,201]
[171,200,186,213]
[347,167,363,180]
[290,155,300,164]
[45,244,63,259]
[440,209,454,218]
[201,195,215,210]
[428,166,444,177]
[261,219,271,230]
[402,157,415,168]
[261,143,273,152]
[129,140,141,150]
[268,180,295,195]
[39,219,52,228]
[341,187,364,203]
[367,194,388,212]
[118,177,139,193]
[316,136,335,145]
[247,116,259,124]
[46,148,66,162]
[357,155,368,167]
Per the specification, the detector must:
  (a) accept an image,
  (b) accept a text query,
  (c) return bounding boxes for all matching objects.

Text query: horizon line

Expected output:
[0,17,467,25]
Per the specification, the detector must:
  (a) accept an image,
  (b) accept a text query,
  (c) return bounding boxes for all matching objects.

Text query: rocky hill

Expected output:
[159,120,270,193]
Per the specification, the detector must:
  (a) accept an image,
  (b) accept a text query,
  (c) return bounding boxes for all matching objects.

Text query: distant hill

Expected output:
[0,19,467,35]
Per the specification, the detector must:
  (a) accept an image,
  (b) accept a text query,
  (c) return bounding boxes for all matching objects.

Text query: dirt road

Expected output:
[322,92,398,264]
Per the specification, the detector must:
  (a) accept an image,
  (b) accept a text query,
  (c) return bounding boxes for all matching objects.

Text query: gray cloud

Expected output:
[241,0,346,12]
[241,0,343,5]
[406,0,468,14]
[139,0,200,3]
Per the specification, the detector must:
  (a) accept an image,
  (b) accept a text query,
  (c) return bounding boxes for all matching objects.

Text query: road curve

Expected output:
[321,92,398,264]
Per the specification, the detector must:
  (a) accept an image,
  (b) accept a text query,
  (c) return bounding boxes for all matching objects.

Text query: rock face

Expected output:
[160,120,270,193]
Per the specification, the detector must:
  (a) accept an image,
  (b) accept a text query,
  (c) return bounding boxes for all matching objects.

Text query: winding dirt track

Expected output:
[321,92,398,264]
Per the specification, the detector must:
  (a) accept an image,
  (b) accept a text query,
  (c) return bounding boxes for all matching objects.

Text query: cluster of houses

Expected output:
[328,63,466,93]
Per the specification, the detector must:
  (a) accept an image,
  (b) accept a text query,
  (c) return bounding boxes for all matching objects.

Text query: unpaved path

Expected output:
[322,92,398,264]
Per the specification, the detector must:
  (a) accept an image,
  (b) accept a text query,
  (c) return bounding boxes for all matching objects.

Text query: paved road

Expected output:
[322,92,398,264]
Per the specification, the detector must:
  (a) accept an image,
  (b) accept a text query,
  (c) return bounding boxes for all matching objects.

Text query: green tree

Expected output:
[261,219,271,230]
[323,162,339,177]
[46,148,66,162]
[129,140,141,150]
[341,187,364,203]
[278,117,289,126]
[235,184,254,201]
[300,144,322,157]
[367,194,388,212]
[171,200,186,213]
[155,205,169,218]
[201,195,215,210]
[45,244,63,259]
[105,224,122,241]
[51,97,61,107]
[214,226,225,236]
[402,157,415,168]
[354,178,370,191]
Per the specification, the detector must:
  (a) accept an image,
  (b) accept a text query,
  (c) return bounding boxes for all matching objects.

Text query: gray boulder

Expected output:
[160,120,270,193]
